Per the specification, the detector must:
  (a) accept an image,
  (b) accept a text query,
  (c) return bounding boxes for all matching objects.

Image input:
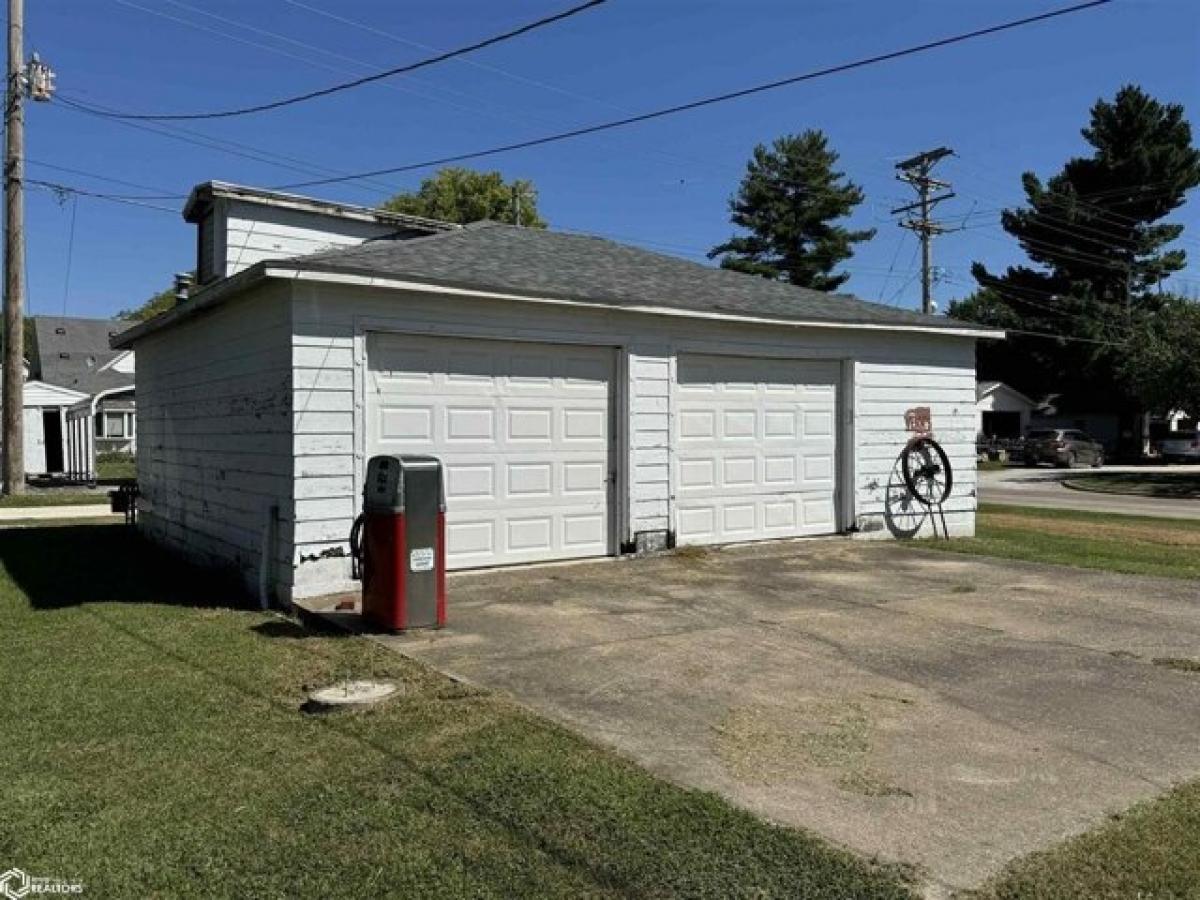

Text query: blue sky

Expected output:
[20,0,1200,320]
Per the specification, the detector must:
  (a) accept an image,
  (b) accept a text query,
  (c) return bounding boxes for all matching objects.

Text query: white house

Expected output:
[976,380,1035,439]
[114,182,1003,605]
[13,317,137,479]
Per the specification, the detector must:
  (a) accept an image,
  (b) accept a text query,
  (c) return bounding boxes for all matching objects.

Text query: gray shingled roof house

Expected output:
[113,182,1003,605]
[21,316,136,479]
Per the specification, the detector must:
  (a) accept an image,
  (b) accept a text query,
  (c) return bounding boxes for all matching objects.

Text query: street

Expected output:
[978,464,1200,519]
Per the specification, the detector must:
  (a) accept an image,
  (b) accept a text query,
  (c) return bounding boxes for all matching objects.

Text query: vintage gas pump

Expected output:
[349,455,446,632]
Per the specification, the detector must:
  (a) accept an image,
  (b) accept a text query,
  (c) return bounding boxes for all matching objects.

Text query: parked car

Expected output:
[1160,431,1200,463]
[1022,428,1105,468]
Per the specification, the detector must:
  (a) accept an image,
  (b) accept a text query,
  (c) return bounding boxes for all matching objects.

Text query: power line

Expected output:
[280,0,630,114]
[27,179,180,214]
[1001,327,1125,346]
[25,158,176,196]
[69,0,605,121]
[267,0,1114,191]
[60,195,78,315]
[50,97,405,199]
[275,0,739,177]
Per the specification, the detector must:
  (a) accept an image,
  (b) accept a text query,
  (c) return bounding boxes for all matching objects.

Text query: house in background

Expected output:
[975,381,1035,440]
[976,380,1193,458]
[26,316,135,479]
[115,181,1001,605]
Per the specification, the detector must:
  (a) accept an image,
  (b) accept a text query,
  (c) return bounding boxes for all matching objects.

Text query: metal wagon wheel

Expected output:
[901,436,953,507]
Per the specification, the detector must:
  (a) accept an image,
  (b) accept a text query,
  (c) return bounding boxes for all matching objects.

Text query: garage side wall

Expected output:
[286,280,979,597]
[134,283,294,602]
[853,354,977,539]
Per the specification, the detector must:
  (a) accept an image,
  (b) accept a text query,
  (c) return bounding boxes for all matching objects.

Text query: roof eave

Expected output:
[114,263,1007,347]
[277,265,1007,339]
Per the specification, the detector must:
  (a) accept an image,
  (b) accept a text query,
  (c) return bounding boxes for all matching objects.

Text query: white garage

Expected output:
[366,332,615,569]
[116,182,1003,605]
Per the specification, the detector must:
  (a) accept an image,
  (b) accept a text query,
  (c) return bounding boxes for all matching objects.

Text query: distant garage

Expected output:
[113,182,1003,604]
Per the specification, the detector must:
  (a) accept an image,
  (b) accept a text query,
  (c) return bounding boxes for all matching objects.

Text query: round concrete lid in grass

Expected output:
[303,680,400,713]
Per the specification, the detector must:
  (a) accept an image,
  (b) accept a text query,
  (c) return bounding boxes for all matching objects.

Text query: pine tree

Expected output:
[709,131,874,291]
[952,85,1200,410]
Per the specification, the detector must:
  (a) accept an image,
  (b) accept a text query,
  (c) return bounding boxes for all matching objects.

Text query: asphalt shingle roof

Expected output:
[34,316,135,394]
[286,222,986,332]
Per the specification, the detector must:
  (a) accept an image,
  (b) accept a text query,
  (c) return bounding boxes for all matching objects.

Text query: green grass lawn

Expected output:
[96,454,136,480]
[0,490,110,508]
[917,503,1200,580]
[1064,470,1200,500]
[0,522,911,899]
[974,780,1200,899]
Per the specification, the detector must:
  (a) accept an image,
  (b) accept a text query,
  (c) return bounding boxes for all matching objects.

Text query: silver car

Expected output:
[1161,431,1200,463]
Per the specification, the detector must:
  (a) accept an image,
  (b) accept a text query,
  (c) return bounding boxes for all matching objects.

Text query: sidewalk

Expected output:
[0,504,120,522]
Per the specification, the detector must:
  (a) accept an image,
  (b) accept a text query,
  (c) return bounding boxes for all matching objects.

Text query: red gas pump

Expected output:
[349,455,446,632]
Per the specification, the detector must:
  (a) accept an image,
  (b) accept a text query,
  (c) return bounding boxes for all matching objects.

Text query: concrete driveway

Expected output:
[980,464,1200,519]
[375,540,1200,893]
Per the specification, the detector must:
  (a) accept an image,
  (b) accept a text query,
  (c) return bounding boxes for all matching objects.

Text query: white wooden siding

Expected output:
[222,200,400,277]
[134,283,295,601]
[852,360,977,538]
[284,280,980,598]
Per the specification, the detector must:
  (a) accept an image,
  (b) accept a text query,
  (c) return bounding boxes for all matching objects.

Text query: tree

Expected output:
[382,167,546,228]
[1120,294,1200,417]
[951,85,1200,412]
[116,285,177,323]
[708,130,874,291]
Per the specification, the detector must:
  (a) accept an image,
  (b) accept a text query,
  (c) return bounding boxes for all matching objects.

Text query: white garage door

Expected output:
[367,333,615,570]
[674,354,839,545]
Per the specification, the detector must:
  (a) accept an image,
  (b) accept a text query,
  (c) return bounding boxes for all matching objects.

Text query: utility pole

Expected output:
[3,0,25,495]
[891,147,955,315]
[2,0,53,495]
[511,184,522,227]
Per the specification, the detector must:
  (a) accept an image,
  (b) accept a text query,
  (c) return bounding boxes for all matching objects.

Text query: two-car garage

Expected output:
[366,332,843,571]
[120,215,992,602]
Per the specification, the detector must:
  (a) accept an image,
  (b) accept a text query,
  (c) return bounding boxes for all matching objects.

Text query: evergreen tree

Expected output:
[951,85,1200,409]
[709,130,874,291]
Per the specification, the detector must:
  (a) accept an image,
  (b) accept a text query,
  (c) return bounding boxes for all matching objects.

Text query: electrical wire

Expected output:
[70,0,605,121]
[50,97,404,199]
[25,158,176,196]
[275,0,739,177]
[60,195,79,316]
[265,0,1114,191]
[27,179,181,214]
[1001,327,1125,346]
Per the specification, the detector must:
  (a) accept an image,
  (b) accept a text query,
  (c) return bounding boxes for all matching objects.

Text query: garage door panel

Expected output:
[368,333,614,569]
[675,353,838,546]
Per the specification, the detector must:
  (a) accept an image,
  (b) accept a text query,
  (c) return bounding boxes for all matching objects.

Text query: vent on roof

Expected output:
[55,327,65,335]
[59,352,70,359]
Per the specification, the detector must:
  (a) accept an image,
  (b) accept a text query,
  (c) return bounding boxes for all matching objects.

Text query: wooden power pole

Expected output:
[3,0,51,495]
[3,0,25,495]
[892,147,955,315]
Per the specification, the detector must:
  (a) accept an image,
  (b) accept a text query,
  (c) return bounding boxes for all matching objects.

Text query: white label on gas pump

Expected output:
[410,547,435,573]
